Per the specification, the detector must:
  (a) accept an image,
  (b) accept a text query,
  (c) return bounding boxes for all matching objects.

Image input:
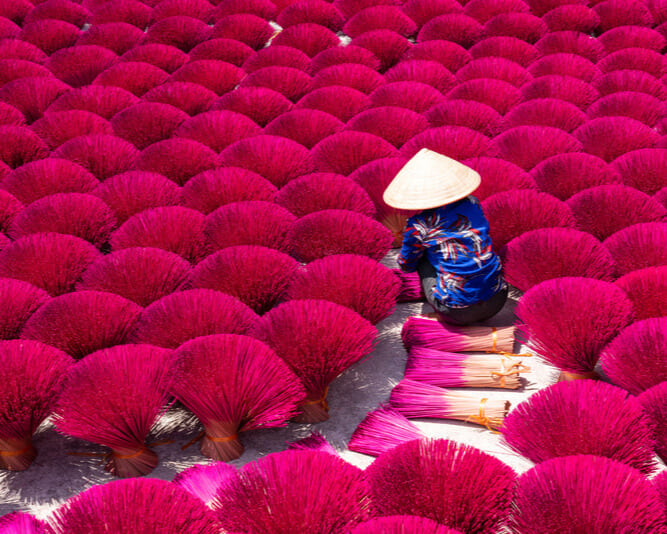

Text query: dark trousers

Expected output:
[417,257,508,326]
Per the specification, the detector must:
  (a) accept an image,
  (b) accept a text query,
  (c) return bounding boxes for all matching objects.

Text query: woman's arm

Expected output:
[397,220,425,272]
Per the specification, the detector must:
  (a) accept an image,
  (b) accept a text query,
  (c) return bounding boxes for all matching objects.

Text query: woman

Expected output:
[384,148,507,325]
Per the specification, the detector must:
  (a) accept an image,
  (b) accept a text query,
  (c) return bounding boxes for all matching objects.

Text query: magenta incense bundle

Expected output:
[348,405,424,457]
[174,109,261,153]
[0,340,73,470]
[143,81,217,115]
[54,344,175,477]
[366,438,515,533]
[600,317,667,395]
[286,254,400,325]
[210,450,370,532]
[516,277,634,380]
[351,516,462,534]
[171,334,305,462]
[405,347,530,389]
[511,456,666,534]
[0,278,49,340]
[212,86,292,126]
[172,462,238,507]
[0,512,50,533]
[110,102,188,149]
[637,381,667,463]
[265,109,344,150]
[501,380,657,474]
[656,470,667,509]
[402,315,517,354]
[615,265,667,320]
[49,479,222,533]
[252,299,377,422]
[390,380,510,430]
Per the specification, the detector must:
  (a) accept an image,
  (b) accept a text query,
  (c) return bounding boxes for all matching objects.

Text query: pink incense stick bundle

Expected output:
[405,347,529,389]
[52,134,138,181]
[516,277,633,380]
[308,45,381,74]
[348,405,424,457]
[212,87,293,127]
[151,0,213,22]
[271,23,339,59]
[483,12,548,43]
[49,478,222,533]
[455,57,532,88]
[135,138,220,186]
[400,125,493,161]
[402,315,517,354]
[286,431,337,455]
[92,61,170,98]
[110,102,188,149]
[502,227,617,291]
[464,156,536,201]
[655,470,667,510]
[393,269,425,302]
[344,5,417,37]
[287,209,394,263]
[346,106,430,150]
[0,232,101,296]
[481,189,576,250]
[172,462,239,507]
[274,173,375,218]
[600,317,667,395]
[351,516,462,534]
[21,290,141,359]
[0,40,47,65]
[144,16,212,52]
[369,81,444,114]
[168,60,244,96]
[210,450,371,532]
[445,78,523,115]
[0,126,48,169]
[76,22,144,55]
[0,340,73,470]
[129,289,258,349]
[0,102,24,127]
[612,147,667,196]
[239,65,313,102]
[0,78,70,125]
[426,100,503,138]
[8,193,117,248]
[121,44,189,74]
[53,344,175,477]
[366,438,515,533]
[252,299,377,422]
[418,13,484,48]
[604,222,667,276]
[349,29,410,72]
[311,131,399,177]
[77,247,191,307]
[310,63,385,95]
[390,380,510,430]
[143,81,217,116]
[0,511,50,533]
[385,60,457,93]
[187,246,298,314]
[592,70,666,101]
[171,334,305,461]
[614,265,667,320]
[295,85,370,122]
[637,381,667,463]
[502,98,588,132]
[527,53,600,82]
[28,0,91,27]
[276,2,344,30]
[181,168,276,216]
[241,46,310,74]
[46,85,139,120]
[573,116,660,163]
[0,278,49,339]
[31,110,113,150]
[587,92,664,128]
[501,380,657,474]
[468,37,540,68]
[286,254,400,324]
[534,30,605,63]
[265,109,344,150]
[208,0,276,20]
[3,159,98,205]
[464,0,530,25]
[513,455,667,534]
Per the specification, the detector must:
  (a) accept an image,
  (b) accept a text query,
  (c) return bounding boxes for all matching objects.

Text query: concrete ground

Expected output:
[0,251,621,518]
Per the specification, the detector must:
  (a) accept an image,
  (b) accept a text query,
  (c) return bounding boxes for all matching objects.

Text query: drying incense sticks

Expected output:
[406,346,530,389]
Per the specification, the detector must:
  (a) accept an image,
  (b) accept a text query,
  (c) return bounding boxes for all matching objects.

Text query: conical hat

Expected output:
[383,149,481,210]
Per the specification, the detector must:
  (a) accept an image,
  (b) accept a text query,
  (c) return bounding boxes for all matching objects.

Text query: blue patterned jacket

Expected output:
[397,196,506,308]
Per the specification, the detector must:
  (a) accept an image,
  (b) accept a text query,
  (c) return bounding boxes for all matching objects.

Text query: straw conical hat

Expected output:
[383,149,481,210]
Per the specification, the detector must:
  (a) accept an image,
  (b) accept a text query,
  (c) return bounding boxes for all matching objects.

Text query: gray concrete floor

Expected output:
[1,252,659,519]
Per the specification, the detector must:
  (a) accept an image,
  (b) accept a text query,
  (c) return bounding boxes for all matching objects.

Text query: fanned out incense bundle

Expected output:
[348,405,425,457]
[0,340,73,470]
[49,478,222,533]
[172,462,238,507]
[401,315,517,354]
[366,438,516,533]
[0,512,50,533]
[511,455,666,534]
[390,380,510,430]
[405,347,529,389]
[637,381,667,463]
[171,334,305,462]
[501,380,657,474]
[53,344,176,477]
[210,450,371,532]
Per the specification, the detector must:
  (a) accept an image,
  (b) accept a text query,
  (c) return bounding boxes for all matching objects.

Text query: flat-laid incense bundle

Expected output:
[401,315,517,354]
[406,347,530,389]
[390,380,510,430]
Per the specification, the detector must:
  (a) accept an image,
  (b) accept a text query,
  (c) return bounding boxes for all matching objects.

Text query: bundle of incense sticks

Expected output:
[405,347,530,389]
[390,380,510,430]
[401,315,519,354]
